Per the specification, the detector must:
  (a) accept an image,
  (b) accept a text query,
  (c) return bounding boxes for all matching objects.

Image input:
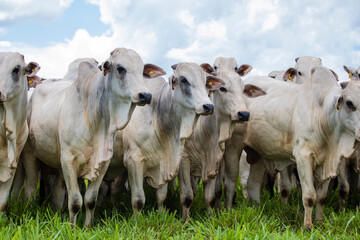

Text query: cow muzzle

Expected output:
[137,92,152,106]
[199,104,214,115]
[238,111,250,122]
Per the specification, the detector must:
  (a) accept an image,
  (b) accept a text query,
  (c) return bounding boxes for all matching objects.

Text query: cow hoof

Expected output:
[303,222,313,230]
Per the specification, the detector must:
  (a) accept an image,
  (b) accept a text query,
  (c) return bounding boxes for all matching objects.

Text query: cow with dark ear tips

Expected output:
[243,67,360,229]
[0,52,40,212]
[103,62,217,214]
[178,63,266,220]
[21,48,156,227]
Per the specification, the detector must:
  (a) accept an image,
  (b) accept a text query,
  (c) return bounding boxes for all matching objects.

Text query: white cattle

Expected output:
[22,48,164,227]
[0,52,40,211]
[268,70,286,80]
[244,67,360,229]
[12,57,100,205]
[283,56,323,83]
[336,65,360,209]
[343,65,360,81]
[105,62,221,213]
[178,63,265,220]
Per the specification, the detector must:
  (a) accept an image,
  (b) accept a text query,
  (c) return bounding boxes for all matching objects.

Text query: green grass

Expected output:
[1,181,359,239]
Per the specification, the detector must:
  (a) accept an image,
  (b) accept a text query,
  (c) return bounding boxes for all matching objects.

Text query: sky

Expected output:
[1,0,359,81]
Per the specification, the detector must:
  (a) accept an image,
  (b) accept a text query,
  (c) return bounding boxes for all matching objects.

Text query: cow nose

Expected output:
[138,92,152,104]
[203,104,214,114]
[238,111,250,122]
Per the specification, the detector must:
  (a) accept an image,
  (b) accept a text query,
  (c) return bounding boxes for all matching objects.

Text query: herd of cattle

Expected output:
[0,49,360,229]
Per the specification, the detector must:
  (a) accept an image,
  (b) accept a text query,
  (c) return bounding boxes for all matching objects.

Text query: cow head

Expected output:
[0,52,40,101]
[336,80,360,142]
[283,56,323,84]
[343,65,360,81]
[63,58,99,81]
[170,62,218,116]
[102,48,165,106]
[202,68,250,123]
[212,57,253,77]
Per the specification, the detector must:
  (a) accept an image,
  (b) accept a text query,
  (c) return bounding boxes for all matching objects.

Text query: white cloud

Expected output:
[0,0,74,22]
[1,0,360,82]
[0,41,11,47]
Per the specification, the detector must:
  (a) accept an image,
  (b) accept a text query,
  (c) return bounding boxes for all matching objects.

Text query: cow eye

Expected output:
[270,76,275,79]
[234,67,238,71]
[180,76,189,84]
[298,71,302,76]
[219,87,227,92]
[12,66,20,74]
[214,66,218,70]
[117,66,126,74]
[346,100,356,111]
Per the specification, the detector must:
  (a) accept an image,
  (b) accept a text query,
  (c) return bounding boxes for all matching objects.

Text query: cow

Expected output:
[0,52,40,211]
[12,57,100,207]
[283,56,323,83]
[244,67,360,229]
[335,65,360,209]
[178,63,266,220]
[343,65,360,81]
[268,70,286,80]
[104,62,222,214]
[22,48,165,227]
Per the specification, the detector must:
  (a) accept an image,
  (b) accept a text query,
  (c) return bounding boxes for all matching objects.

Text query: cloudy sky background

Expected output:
[1,0,359,81]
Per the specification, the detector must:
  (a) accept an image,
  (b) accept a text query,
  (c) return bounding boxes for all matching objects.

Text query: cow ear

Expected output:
[171,64,178,70]
[330,69,339,81]
[102,61,111,76]
[143,63,166,78]
[283,67,296,82]
[25,62,40,77]
[343,65,356,79]
[340,81,349,89]
[170,75,176,90]
[206,75,225,90]
[335,95,343,110]
[237,64,252,76]
[243,84,267,98]
[200,63,215,74]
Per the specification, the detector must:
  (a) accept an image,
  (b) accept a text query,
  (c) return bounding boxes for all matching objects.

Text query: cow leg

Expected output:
[191,176,200,196]
[96,181,109,208]
[156,183,168,211]
[84,161,110,228]
[239,153,250,198]
[11,156,25,200]
[295,149,316,230]
[178,159,193,220]
[51,171,66,211]
[203,178,216,217]
[315,179,330,221]
[223,148,242,209]
[247,159,266,205]
[110,173,128,203]
[337,160,349,211]
[0,174,15,211]
[60,158,82,225]
[214,160,225,210]
[127,160,145,214]
[279,166,293,204]
[22,141,40,200]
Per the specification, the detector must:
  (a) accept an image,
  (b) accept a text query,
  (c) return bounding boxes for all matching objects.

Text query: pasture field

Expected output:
[1,181,359,240]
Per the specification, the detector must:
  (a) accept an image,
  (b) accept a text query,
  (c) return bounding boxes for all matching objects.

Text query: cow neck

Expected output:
[106,72,136,134]
[153,82,198,145]
[307,82,355,181]
[200,93,233,151]
[0,80,28,181]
